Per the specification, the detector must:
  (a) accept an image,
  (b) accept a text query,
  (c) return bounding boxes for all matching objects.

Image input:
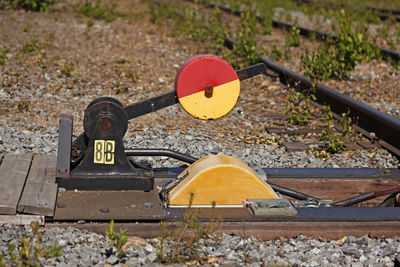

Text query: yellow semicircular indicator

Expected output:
[179,79,240,120]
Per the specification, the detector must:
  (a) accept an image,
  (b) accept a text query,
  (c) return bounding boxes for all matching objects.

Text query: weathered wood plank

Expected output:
[0,214,44,225]
[0,154,32,215]
[17,155,58,216]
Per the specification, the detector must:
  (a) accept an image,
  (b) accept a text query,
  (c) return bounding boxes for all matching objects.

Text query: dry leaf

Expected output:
[122,236,146,250]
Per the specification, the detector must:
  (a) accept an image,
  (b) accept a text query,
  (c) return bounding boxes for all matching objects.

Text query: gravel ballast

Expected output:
[0,224,399,266]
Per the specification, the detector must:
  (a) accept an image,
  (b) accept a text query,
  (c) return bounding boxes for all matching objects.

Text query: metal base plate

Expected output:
[56,176,154,191]
[53,189,164,220]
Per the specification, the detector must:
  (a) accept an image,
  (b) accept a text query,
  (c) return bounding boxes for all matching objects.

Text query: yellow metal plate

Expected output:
[168,155,279,206]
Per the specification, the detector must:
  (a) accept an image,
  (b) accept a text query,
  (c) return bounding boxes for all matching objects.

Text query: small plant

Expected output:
[22,37,42,54]
[75,0,125,22]
[284,87,316,125]
[0,221,63,266]
[149,1,175,23]
[285,23,300,47]
[0,47,8,65]
[226,10,260,69]
[113,81,129,94]
[156,193,221,264]
[60,63,76,78]
[115,58,128,64]
[20,34,54,58]
[105,220,128,259]
[2,0,55,11]
[301,10,379,81]
[269,45,282,60]
[320,105,353,154]
[23,24,30,32]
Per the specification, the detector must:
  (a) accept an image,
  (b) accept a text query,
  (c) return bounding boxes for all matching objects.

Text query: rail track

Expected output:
[193,0,400,62]
[159,0,400,158]
[296,0,400,22]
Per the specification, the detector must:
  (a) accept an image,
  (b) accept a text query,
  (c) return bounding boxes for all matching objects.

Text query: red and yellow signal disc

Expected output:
[175,55,240,120]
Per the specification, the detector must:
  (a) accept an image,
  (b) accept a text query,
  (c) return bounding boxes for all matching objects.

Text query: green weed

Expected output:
[225,10,260,69]
[0,221,63,266]
[113,80,129,94]
[20,34,54,58]
[0,0,55,11]
[301,10,379,81]
[156,193,221,265]
[105,220,128,260]
[149,1,175,23]
[23,24,30,32]
[320,105,353,154]
[60,63,76,78]
[284,88,316,125]
[0,47,8,65]
[75,0,125,22]
[285,23,300,47]
[269,45,282,60]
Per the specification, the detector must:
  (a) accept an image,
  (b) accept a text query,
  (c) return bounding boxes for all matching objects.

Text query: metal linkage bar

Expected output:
[268,182,321,201]
[126,148,198,164]
[333,184,400,207]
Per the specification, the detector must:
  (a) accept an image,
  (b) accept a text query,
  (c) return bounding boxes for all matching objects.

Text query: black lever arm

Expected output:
[71,63,266,153]
[124,62,266,120]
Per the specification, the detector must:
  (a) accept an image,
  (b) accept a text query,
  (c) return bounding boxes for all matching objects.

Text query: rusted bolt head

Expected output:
[205,85,213,98]
[101,118,111,132]
[143,202,153,208]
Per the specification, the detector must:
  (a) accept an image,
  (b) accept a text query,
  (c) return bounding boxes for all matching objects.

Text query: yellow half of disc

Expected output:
[178,79,240,120]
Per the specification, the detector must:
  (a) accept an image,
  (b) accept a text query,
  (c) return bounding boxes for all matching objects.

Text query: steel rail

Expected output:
[224,37,400,157]
[197,1,400,61]
[153,0,400,157]
[154,167,400,179]
[295,0,400,22]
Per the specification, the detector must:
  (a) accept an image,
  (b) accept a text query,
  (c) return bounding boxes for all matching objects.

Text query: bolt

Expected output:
[56,202,67,208]
[384,169,391,175]
[143,171,153,177]
[101,118,111,132]
[99,208,110,213]
[205,85,213,98]
[143,202,152,208]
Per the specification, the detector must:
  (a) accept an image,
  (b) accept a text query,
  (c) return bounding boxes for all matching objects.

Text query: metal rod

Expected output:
[377,193,397,207]
[125,148,198,164]
[268,182,321,201]
[333,184,400,207]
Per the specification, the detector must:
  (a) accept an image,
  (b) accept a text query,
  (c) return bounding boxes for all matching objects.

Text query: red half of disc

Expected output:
[175,55,238,98]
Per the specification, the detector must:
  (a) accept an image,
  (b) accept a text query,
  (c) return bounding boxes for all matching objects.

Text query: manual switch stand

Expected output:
[56,55,267,191]
[56,97,154,191]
